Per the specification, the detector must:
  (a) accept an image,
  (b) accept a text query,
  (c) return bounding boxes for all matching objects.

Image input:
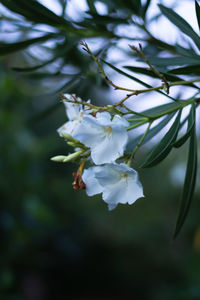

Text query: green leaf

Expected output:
[85,13,128,25]
[149,56,200,67]
[173,103,195,148]
[195,1,200,32]
[86,0,97,13]
[142,0,152,17]
[124,65,188,82]
[175,44,198,57]
[1,0,70,27]
[16,0,69,26]
[12,58,57,72]
[126,112,176,152]
[169,64,200,75]
[159,4,200,50]
[102,60,177,101]
[124,65,197,88]
[0,34,54,56]
[141,110,182,168]
[103,59,153,88]
[139,102,181,118]
[0,0,41,21]
[173,123,197,238]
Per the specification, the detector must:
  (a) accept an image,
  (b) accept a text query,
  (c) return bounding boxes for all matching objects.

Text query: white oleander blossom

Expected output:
[82,163,144,210]
[57,94,91,137]
[73,112,129,165]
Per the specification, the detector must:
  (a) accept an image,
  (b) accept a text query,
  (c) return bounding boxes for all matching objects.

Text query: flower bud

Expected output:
[61,132,74,141]
[67,141,77,147]
[51,155,68,162]
[63,150,84,162]
[51,150,84,163]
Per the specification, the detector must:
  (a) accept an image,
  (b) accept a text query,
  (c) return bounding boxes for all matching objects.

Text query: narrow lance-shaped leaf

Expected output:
[173,103,195,148]
[12,57,57,72]
[149,56,200,67]
[86,0,97,13]
[0,0,43,22]
[142,0,152,17]
[159,4,200,50]
[0,34,54,56]
[141,109,182,168]
[124,65,197,87]
[102,60,177,102]
[169,64,200,75]
[175,44,198,57]
[195,1,200,32]
[14,0,69,26]
[173,122,197,238]
[0,0,67,27]
[135,102,180,118]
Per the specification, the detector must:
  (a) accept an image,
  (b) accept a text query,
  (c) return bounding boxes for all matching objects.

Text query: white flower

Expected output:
[82,163,144,210]
[73,112,129,165]
[57,94,91,137]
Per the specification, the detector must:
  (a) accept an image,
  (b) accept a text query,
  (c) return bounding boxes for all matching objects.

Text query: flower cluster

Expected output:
[51,94,144,210]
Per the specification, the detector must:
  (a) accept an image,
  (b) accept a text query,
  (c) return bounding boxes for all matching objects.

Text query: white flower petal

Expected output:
[58,95,92,138]
[83,163,144,210]
[63,95,81,121]
[74,113,129,164]
[91,126,128,164]
[96,163,144,210]
[57,120,79,136]
[126,176,144,204]
[95,112,111,125]
[102,180,126,210]
[94,164,120,186]
[112,114,129,127]
[82,166,103,196]
[90,138,112,165]
[73,115,104,147]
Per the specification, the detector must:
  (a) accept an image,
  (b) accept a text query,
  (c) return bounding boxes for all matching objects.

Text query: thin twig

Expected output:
[129,43,170,94]
[129,121,152,161]
[80,41,136,92]
[60,93,102,110]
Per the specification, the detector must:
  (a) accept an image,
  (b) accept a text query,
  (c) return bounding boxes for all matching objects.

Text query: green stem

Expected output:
[114,78,200,107]
[127,117,148,122]
[127,97,195,130]
[127,120,147,130]
[129,121,152,160]
[152,98,194,119]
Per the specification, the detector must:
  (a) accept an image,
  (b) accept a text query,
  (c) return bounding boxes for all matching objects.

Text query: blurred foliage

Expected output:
[0,0,200,299]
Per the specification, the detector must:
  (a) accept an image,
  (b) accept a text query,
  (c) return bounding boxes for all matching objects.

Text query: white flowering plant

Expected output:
[2,0,199,238]
[51,40,199,238]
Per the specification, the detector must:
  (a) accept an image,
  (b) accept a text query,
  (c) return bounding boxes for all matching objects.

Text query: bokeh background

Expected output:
[0,0,200,299]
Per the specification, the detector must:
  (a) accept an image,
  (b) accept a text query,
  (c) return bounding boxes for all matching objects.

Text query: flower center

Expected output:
[104,125,112,136]
[120,172,129,183]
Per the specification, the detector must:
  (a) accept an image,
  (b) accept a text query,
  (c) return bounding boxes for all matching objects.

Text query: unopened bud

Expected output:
[61,132,74,141]
[51,150,84,163]
[63,150,84,162]
[51,155,68,162]
[67,141,77,147]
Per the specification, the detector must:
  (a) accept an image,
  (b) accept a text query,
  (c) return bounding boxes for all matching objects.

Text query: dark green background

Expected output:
[1,55,200,300]
[0,0,200,299]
